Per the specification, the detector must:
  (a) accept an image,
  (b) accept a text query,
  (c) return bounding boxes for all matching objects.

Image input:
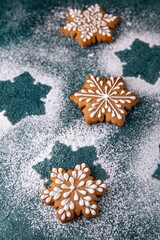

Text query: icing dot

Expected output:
[58,173,64,181]
[88,89,94,93]
[84,168,89,173]
[112,111,115,117]
[83,196,92,201]
[63,191,72,198]
[58,208,64,215]
[61,184,70,189]
[131,96,136,100]
[81,89,87,93]
[55,179,63,184]
[74,191,79,201]
[51,173,57,178]
[52,168,57,173]
[91,204,97,209]
[90,111,96,118]
[102,107,105,113]
[61,213,65,221]
[96,180,101,185]
[91,209,96,215]
[86,98,92,102]
[64,204,69,211]
[100,183,106,189]
[70,201,75,210]
[119,100,125,104]
[49,191,55,196]
[116,104,121,108]
[108,107,111,112]
[78,170,83,178]
[61,198,70,206]
[100,80,103,86]
[58,168,63,173]
[90,184,97,189]
[92,103,98,107]
[81,163,86,169]
[85,208,90,214]
[117,113,122,120]
[69,177,74,185]
[54,187,62,192]
[77,189,87,195]
[41,195,47,200]
[118,82,124,86]
[54,193,61,200]
[75,165,80,170]
[89,107,95,112]
[86,180,93,187]
[70,185,75,190]
[84,201,90,207]
[97,187,103,192]
[66,211,71,218]
[77,181,85,188]
[72,171,77,179]
[79,97,86,102]
[98,111,101,118]
[44,190,49,194]
[79,173,86,180]
[96,90,101,94]
[86,188,94,194]
[120,90,125,95]
[79,198,84,206]
[64,173,69,181]
[107,80,112,87]
[46,197,52,203]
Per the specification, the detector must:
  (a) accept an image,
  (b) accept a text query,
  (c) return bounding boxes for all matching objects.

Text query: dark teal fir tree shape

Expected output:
[0,72,51,124]
[115,39,160,85]
[152,164,160,180]
[152,145,160,180]
[33,141,109,187]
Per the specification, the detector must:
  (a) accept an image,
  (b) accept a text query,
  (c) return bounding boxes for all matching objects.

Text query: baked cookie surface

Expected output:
[61,4,120,47]
[70,76,140,126]
[41,163,106,223]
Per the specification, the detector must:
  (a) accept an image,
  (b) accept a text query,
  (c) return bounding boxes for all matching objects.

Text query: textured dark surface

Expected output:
[0,0,160,239]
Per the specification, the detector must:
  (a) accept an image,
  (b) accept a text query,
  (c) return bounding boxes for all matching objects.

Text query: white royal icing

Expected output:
[64,4,118,42]
[74,76,137,120]
[41,164,106,220]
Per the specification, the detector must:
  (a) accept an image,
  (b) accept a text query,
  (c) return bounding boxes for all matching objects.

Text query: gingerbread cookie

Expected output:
[41,163,106,223]
[70,76,140,127]
[61,4,120,48]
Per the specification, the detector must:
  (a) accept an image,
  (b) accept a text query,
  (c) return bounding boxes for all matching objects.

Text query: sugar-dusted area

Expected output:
[0,1,160,239]
[97,31,160,96]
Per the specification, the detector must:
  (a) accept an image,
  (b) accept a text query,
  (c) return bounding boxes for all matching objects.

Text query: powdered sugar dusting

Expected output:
[0,4,160,240]
[98,31,160,96]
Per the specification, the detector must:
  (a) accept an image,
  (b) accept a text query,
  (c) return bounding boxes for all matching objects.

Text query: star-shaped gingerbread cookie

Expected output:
[41,163,106,223]
[61,4,120,48]
[70,76,140,127]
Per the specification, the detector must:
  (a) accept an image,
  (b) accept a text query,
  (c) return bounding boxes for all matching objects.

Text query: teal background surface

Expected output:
[0,0,160,239]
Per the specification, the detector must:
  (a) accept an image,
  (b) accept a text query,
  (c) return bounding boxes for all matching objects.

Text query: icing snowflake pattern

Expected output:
[61,4,120,47]
[41,163,106,223]
[70,76,140,126]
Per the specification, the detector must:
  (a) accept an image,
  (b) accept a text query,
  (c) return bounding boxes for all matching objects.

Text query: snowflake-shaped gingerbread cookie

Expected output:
[61,4,120,47]
[70,76,140,126]
[41,163,106,223]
